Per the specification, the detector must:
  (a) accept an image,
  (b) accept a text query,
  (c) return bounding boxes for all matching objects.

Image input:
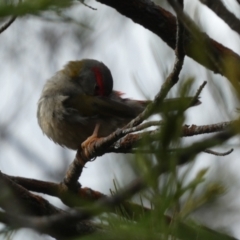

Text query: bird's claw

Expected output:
[81,123,101,160]
[81,135,99,160]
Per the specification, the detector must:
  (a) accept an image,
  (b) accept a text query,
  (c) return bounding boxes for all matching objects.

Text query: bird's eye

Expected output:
[94,85,100,95]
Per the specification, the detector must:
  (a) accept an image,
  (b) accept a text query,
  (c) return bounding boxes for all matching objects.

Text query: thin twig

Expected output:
[167,0,229,82]
[122,121,163,135]
[176,130,235,168]
[204,148,234,156]
[189,81,207,107]
[125,1,185,129]
[80,0,97,10]
[0,16,16,34]
[182,121,233,136]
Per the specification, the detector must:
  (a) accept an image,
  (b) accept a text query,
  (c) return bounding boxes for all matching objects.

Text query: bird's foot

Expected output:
[81,124,101,160]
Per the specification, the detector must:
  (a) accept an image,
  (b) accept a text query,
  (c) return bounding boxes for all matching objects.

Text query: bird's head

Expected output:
[63,59,113,97]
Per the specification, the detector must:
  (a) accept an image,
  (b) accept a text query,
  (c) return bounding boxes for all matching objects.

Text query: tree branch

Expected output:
[0,176,145,239]
[199,0,240,36]
[0,172,97,238]
[95,0,240,84]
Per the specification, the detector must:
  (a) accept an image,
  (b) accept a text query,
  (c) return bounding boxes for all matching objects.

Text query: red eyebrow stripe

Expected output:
[92,67,105,96]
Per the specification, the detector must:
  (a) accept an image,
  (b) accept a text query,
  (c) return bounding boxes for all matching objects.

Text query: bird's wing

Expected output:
[63,92,201,121]
[92,96,145,118]
[63,93,145,119]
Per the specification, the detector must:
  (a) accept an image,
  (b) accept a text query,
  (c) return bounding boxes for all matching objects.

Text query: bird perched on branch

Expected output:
[37,59,200,150]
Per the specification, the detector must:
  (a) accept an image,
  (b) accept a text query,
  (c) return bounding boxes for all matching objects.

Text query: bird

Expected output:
[37,59,200,151]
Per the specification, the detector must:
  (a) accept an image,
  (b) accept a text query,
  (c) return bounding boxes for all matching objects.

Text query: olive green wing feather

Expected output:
[63,94,145,119]
[64,93,201,120]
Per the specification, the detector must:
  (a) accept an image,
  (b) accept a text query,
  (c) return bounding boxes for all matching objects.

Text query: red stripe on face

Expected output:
[92,67,105,96]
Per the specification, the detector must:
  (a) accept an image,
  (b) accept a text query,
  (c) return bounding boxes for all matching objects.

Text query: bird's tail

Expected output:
[111,91,201,117]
